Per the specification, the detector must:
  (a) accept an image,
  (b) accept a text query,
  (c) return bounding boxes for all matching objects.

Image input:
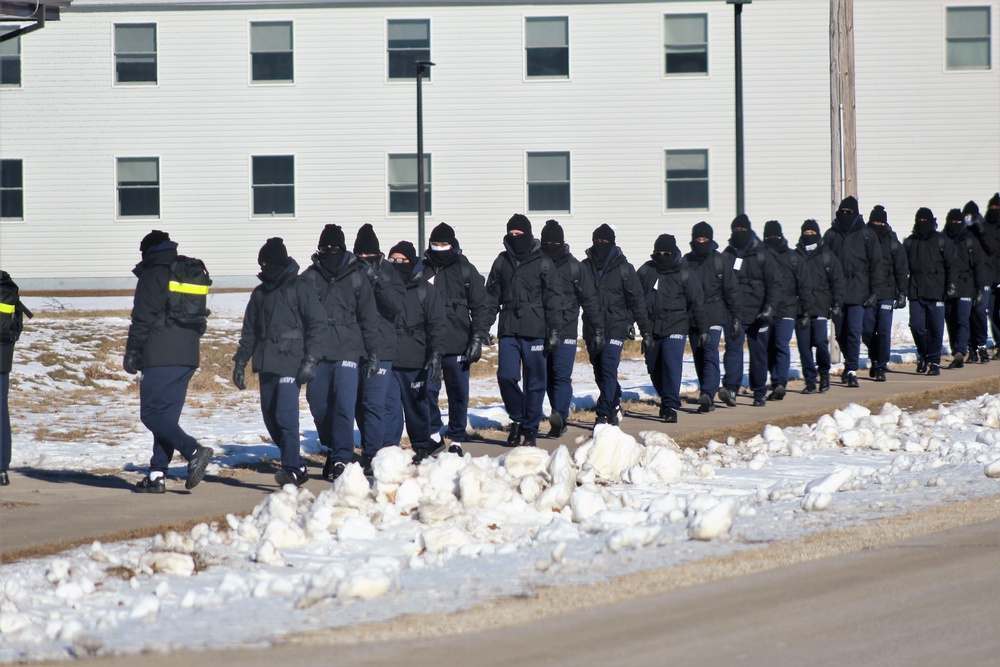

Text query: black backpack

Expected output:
[0,271,32,344]
[166,256,212,332]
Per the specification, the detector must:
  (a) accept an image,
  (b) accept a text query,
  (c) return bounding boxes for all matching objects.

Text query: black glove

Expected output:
[829,303,842,318]
[697,332,711,349]
[729,319,743,340]
[464,333,485,364]
[591,328,606,354]
[796,315,810,330]
[863,293,878,309]
[974,289,985,307]
[946,283,957,299]
[641,331,654,355]
[425,351,443,383]
[755,305,775,325]
[363,355,380,379]
[232,360,247,390]
[894,292,907,310]
[362,259,381,285]
[295,356,317,386]
[123,348,141,375]
[544,329,560,354]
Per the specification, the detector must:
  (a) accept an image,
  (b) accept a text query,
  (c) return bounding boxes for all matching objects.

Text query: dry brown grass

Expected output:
[39,309,132,319]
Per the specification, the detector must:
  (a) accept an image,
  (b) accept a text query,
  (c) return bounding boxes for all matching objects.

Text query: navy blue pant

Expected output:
[385,367,432,451]
[909,299,945,364]
[945,297,973,356]
[546,338,578,422]
[646,334,687,409]
[990,288,1000,348]
[356,360,392,458]
[796,317,831,384]
[833,304,865,373]
[139,366,199,474]
[723,321,770,398]
[426,354,470,443]
[970,287,991,350]
[1,372,10,472]
[862,300,894,371]
[590,338,624,420]
[767,317,795,388]
[259,372,302,472]
[690,326,723,399]
[497,336,547,433]
[306,360,359,465]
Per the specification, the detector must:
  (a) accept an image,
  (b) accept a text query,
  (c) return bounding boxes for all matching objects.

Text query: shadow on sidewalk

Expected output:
[15,467,135,490]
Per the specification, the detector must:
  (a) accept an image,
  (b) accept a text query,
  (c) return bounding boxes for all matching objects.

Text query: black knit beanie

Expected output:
[989,193,1000,208]
[258,237,290,266]
[654,234,677,255]
[389,240,418,266]
[140,230,170,254]
[541,219,565,244]
[592,223,616,244]
[507,214,532,235]
[801,219,821,234]
[869,205,887,224]
[353,223,380,256]
[429,222,457,245]
[962,201,979,217]
[318,224,346,250]
[731,213,752,231]
[915,207,935,222]
[946,208,963,224]
[839,196,859,213]
[763,220,783,238]
[691,221,713,241]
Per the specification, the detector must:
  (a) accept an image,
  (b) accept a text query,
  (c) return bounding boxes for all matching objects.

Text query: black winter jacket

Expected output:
[637,254,707,338]
[868,225,909,301]
[722,236,778,323]
[358,256,405,362]
[682,244,739,328]
[794,241,845,317]
[547,246,603,339]
[945,227,989,299]
[126,245,202,369]
[0,271,28,373]
[823,217,883,306]
[394,265,447,370]
[974,213,1000,286]
[580,247,650,341]
[764,239,803,319]
[485,239,565,339]
[421,247,491,355]
[235,260,327,377]
[904,232,956,302]
[301,252,379,363]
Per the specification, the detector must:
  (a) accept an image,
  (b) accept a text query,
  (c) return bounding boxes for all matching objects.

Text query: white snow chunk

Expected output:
[687,498,738,541]
[804,467,855,494]
[46,559,71,584]
[254,540,285,567]
[338,570,391,600]
[536,445,576,513]
[985,458,1000,478]
[128,595,160,621]
[338,515,378,541]
[393,478,422,512]
[642,446,683,484]
[840,429,874,449]
[139,552,195,577]
[0,612,33,636]
[801,492,832,511]
[574,425,642,479]
[501,447,551,478]
[421,526,473,553]
[569,486,608,523]
[371,446,415,484]
[607,525,660,552]
[334,462,372,502]
[534,518,580,544]
[762,424,787,442]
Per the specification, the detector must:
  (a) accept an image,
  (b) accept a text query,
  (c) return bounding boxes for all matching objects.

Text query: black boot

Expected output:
[506,421,523,446]
[819,374,830,393]
[916,357,928,373]
[521,429,537,447]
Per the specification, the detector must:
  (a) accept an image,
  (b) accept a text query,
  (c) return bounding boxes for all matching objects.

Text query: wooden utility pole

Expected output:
[830,0,857,217]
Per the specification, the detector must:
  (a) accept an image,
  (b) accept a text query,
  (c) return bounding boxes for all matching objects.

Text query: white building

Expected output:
[0,0,997,289]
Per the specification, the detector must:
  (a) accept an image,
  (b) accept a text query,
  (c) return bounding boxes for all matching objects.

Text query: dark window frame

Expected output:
[945,6,992,71]
[664,13,708,76]
[250,21,294,83]
[0,28,21,87]
[526,151,571,213]
[114,23,158,85]
[387,19,431,80]
[0,158,24,220]
[525,16,569,79]
[117,157,161,219]
[665,149,709,211]
[251,155,296,217]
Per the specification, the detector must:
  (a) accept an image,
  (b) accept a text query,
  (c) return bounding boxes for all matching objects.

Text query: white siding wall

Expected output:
[0,0,996,287]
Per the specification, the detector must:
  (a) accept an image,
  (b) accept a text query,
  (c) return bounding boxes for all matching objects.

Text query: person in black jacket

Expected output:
[963,199,995,363]
[580,224,650,426]
[721,214,779,407]
[762,220,803,400]
[943,208,988,369]
[0,270,31,487]
[383,241,448,462]
[233,238,327,488]
[352,224,405,470]
[983,193,1000,356]
[485,214,565,447]
[300,224,380,482]
[637,234,708,423]
[125,230,213,493]
[823,196,883,388]
[863,205,909,382]
[682,222,739,413]
[421,222,491,452]
[540,219,603,437]
[794,219,845,393]
[904,207,956,376]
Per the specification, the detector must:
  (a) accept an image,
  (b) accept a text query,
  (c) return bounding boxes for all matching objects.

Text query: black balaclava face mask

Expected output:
[731,229,752,249]
[428,244,455,264]
[541,242,567,261]
[870,223,890,238]
[986,208,1000,226]
[691,240,712,259]
[799,233,820,251]
[259,263,285,283]
[653,251,675,271]
[764,236,784,250]
[835,210,858,230]
[590,242,613,267]
[914,219,936,239]
[505,232,534,258]
[318,247,345,274]
[392,260,413,281]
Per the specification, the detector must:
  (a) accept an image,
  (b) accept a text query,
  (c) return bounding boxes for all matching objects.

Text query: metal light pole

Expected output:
[727,0,751,216]
[415,60,435,254]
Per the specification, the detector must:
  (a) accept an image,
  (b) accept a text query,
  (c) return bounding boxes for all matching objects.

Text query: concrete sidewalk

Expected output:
[2,359,997,559]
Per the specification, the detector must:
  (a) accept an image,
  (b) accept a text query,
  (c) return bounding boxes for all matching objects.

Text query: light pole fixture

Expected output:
[727,0,751,216]
[415,59,435,254]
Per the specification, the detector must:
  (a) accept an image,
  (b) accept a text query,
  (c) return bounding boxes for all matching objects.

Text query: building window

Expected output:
[664,14,708,75]
[117,157,160,218]
[527,152,570,213]
[525,17,569,78]
[387,19,430,80]
[388,154,431,214]
[946,7,991,70]
[250,21,293,82]
[114,24,157,84]
[665,150,709,210]
[0,159,23,220]
[252,156,295,216]
[0,29,21,86]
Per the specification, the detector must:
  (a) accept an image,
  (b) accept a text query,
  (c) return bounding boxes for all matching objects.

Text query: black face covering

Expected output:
[428,246,455,265]
[730,230,752,249]
[505,233,534,258]
[835,210,858,230]
[541,243,567,261]
[914,219,936,239]
[799,234,819,250]
[690,240,712,259]
[870,223,890,238]
[590,242,613,267]
[258,263,285,283]
[764,237,784,250]
[318,248,344,274]
[985,209,1000,226]
[945,222,964,239]
[392,261,413,281]
[653,252,674,272]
